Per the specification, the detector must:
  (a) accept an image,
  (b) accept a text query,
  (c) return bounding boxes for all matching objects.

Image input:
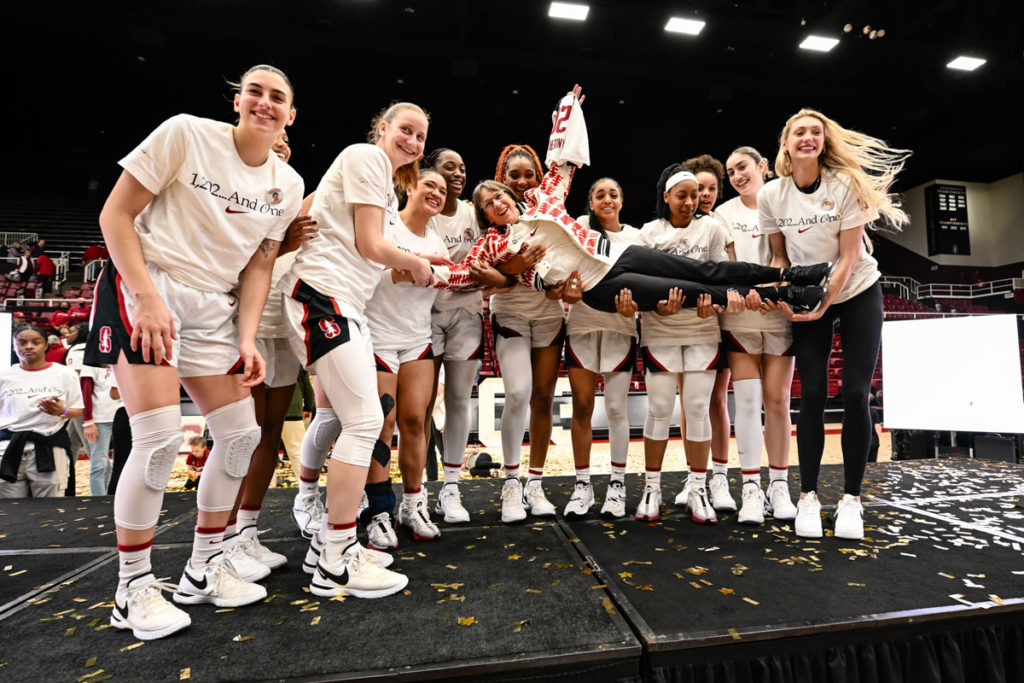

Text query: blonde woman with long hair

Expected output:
[758,108,909,541]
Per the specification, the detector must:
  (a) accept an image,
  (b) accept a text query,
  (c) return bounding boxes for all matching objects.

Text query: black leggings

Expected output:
[793,282,882,495]
[582,245,782,313]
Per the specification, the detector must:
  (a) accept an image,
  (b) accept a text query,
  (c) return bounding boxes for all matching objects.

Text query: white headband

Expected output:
[664,170,697,192]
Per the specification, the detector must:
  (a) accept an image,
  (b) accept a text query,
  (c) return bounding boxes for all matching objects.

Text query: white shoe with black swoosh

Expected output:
[310,542,408,598]
[111,573,191,640]
[303,533,394,575]
[172,553,267,607]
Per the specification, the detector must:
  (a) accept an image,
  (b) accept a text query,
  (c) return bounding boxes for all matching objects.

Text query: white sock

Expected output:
[644,468,661,488]
[190,526,226,567]
[527,467,543,483]
[237,505,260,530]
[769,465,789,483]
[299,476,319,497]
[443,463,461,485]
[575,467,591,483]
[690,468,708,490]
[117,540,153,586]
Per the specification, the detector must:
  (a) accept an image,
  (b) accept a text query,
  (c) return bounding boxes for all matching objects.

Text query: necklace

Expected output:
[795,174,821,195]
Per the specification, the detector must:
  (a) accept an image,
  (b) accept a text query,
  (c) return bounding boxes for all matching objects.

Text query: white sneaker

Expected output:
[794,493,823,538]
[111,573,191,641]
[173,554,267,607]
[435,483,470,523]
[292,490,324,540]
[234,525,286,570]
[634,484,662,521]
[366,512,399,550]
[501,478,527,524]
[737,482,767,525]
[522,479,557,517]
[834,494,865,539]
[563,481,595,519]
[673,474,693,507]
[310,542,408,599]
[398,496,441,541]
[767,479,797,520]
[222,538,271,582]
[686,487,718,524]
[304,532,393,574]
[709,473,737,512]
[600,480,627,519]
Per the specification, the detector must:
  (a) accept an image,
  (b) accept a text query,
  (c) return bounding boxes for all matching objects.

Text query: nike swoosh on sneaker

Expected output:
[317,563,349,586]
[225,207,247,214]
[114,599,127,617]
[184,569,208,591]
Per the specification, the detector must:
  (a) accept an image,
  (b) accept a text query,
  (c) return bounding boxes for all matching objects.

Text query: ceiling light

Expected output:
[665,17,705,35]
[799,35,839,52]
[548,2,588,21]
[946,56,986,71]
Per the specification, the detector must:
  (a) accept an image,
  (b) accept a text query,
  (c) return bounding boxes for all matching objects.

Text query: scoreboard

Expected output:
[925,184,970,256]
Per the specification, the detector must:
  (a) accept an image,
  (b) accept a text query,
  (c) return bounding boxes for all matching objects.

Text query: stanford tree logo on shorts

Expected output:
[99,326,112,353]
[319,317,342,339]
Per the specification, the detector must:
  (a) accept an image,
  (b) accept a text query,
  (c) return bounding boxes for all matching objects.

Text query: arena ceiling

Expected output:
[7,0,1021,222]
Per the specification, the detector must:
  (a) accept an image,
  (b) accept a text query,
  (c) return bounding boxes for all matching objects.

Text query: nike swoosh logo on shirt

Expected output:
[228,300,236,307]
[797,226,815,233]
[751,234,764,238]
[529,226,539,237]
[225,207,247,214]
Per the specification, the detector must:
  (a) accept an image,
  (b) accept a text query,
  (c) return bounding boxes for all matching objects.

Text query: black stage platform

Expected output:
[2,459,1024,682]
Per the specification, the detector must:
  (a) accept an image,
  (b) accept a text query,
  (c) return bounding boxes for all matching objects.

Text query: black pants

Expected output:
[582,245,782,313]
[793,282,882,495]
[106,407,132,495]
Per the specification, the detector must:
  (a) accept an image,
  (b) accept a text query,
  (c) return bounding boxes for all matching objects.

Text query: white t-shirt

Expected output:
[281,144,398,322]
[567,225,642,338]
[716,196,790,333]
[121,114,303,293]
[367,218,448,351]
[64,344,86,373]
[258,250,298,339]
[638,216,726,347]
[758,170,880,304]
[80,364,122,423]
[0,363,85,436]
[429,200,484,313]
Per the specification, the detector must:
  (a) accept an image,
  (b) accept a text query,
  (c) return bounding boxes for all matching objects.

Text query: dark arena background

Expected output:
[2,1,1024,681]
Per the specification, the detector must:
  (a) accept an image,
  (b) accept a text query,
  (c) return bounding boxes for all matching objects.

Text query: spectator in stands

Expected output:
[82,243,103,266]
[9,249,33,281]
[6,242,22,262]
[68,298,91,324]
[45,335,65,363]
[29,240,47,259]
[35,251,56,294]
[51,303,74,332]
[0,324,84,498]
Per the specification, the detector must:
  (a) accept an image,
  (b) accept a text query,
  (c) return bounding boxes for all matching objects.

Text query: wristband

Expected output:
[61,407,70,417]
[82,420,95,427]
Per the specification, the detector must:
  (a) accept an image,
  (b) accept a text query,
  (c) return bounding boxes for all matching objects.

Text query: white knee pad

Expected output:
[113,405,183,530]
[205,397,261,478]
[682,371,716,442]
[131,405,185,490]
[643,371,678,441]
[301,408,341,471]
